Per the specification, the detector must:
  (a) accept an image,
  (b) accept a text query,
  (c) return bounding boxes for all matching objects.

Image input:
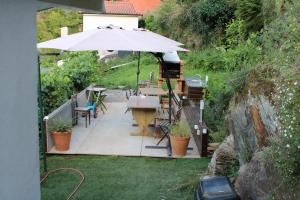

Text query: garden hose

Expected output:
[40,168,85,200]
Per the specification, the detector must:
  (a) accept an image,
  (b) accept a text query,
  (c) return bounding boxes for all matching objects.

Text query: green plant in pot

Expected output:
[170,120,191,157]
[51,119,72,151]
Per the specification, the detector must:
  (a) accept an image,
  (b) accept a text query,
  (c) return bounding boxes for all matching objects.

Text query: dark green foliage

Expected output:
[263,4,300,67]
[41,69,73,115]
[225,19,247,48]
[61,52,100,91]
[41,156,210,200]
[204,79,234,132]
[41,52,100,114]
[235,0,264,33]
[185,38,262,72]
[185,48,226,70]
[235,0,278,34]
[184,0,235,35]
[37,8,82,42]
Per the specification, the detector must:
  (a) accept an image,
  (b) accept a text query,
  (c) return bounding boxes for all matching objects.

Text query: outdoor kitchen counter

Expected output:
[184,76,206,100]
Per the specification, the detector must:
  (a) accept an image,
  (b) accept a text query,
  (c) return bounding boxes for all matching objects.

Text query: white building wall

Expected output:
[0,0,40,199]
[83,14,139,31]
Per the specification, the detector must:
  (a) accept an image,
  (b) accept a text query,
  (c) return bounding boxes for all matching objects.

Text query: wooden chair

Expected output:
[155,96,183,145]
[124,86,139,100]
[71,95,91,128]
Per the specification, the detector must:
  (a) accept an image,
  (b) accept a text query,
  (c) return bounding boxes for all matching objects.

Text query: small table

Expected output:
[86,86,107,116]
[87,86,107,93]
[127,96,160,136]
[140,87,168,96]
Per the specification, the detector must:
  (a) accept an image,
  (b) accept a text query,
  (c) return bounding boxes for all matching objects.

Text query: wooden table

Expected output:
[127,96,160,136]
[139,87,168,96]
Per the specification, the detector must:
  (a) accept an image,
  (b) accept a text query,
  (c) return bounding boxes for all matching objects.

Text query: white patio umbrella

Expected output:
[38,26,188,52]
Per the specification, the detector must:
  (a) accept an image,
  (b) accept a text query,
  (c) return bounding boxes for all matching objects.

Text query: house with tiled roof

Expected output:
[83,0,141,31]
[83,0,161,31]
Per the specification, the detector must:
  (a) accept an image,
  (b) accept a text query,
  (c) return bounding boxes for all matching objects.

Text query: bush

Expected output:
[41,69,73,115]
[185,37,262,72]
[225,19,247,48]
[145,0,180,35]
[61,52,100,91]
[223,34,263,71]
[183,0,235,35]
[235,0,278,34]
[265,66,300,198]
[37,8,82,42]
[185,48,226,71]
[41,52,100,114]
[263,3,300,67]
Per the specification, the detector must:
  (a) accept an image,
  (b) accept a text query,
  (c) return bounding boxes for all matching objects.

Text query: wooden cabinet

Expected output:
[184,77,205,100]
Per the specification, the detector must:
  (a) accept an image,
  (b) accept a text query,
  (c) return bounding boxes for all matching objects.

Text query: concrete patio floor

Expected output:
[48,90,200,158]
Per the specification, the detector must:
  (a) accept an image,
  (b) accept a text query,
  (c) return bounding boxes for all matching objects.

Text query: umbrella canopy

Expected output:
[37,26,188,53]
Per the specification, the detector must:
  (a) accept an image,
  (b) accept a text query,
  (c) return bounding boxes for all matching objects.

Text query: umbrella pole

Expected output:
[136,51,141,95]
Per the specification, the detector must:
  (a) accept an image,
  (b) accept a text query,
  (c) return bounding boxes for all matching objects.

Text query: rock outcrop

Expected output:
[208,88,280,199]
[228,94,278,165]
[208,135,236,175]
[234,151,275,200]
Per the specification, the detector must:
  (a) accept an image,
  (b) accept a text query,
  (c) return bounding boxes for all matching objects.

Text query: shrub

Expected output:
[41,69,73,115]
[41,52,100,114]
[235,0,278,34]
[223,34,263,71]
[145,0,180,35]
[268,68,300,182]
[185,48,226,71]
[184,0,235,35]
[263,2,300,67]
[37,8,82,42]
[61,52,100,91]
[225,19,247,48]
[185,37,262,72]
[209,120,228,143]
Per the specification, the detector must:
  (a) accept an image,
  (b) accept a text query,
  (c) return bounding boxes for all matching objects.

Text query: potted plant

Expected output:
[51,120,72,151]
[170,120,191,157]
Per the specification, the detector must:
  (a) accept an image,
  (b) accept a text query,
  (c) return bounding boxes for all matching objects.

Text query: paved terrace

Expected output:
[47,90,200,158]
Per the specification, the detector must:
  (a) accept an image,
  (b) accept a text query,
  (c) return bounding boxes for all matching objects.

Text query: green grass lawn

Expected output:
[41,155,210,200]
[98,54,229,90]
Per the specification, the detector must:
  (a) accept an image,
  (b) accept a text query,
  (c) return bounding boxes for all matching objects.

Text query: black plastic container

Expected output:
[194,176,239,200]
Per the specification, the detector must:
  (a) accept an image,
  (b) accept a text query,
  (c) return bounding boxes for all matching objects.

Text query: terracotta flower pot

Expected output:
[170,135,190,157]
[51,131,71,151]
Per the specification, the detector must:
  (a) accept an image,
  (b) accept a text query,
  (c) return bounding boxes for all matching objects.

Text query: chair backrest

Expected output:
[70,94,78,125]
[71,94,78,107]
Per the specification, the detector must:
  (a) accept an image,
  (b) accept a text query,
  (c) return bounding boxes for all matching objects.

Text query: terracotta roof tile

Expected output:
[128,0,160,15]
[104,1,140,15]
